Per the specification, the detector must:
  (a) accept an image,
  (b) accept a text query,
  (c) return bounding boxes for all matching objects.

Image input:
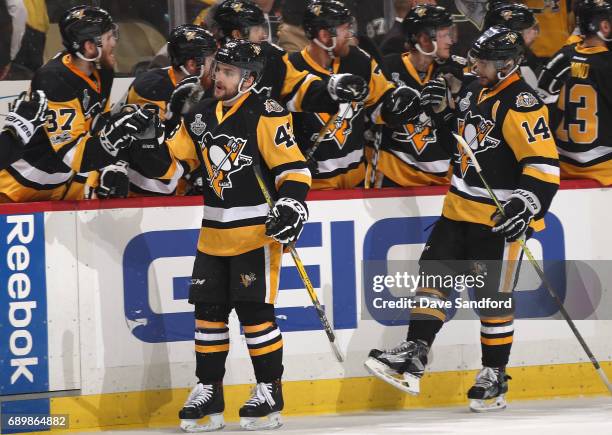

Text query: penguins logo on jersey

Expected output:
[202,133,253,199]
[315,102,363,150]
[456,111,500,176]
[392,113,437,155]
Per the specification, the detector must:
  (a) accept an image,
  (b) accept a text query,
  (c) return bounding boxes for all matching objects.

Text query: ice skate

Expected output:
[364,339,429,395]
[179,382,225,432]
[239,380,283,430]
[468,366,511,412]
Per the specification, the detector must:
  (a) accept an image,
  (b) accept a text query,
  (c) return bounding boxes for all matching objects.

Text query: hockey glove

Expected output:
[165,75,201,135]
[434,55,467,82]
[4,90,48,145]
[265,197,309,244]
[132,106,165,151]
[99,106,152,157]
[381,86,421,127]
[421,78,448,114]
[537,50,571,96]
[328,73,368,102]
[96,160,129,199]
[491,190,541,242]
[184,173,204,196]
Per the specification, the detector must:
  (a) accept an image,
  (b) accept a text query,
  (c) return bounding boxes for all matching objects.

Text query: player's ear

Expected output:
[316,28,331,44]
[82,40,97,57]
[416,32,433,51]
[184,59,198,75]
[600,19,611,38]
[241,74,255,91]
[231,29,242,39]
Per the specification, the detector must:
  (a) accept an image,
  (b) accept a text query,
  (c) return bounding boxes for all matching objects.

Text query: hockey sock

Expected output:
[480,317,514,367]
[235,302,284,383]
[407,288,446,346]
[194,304,231,383]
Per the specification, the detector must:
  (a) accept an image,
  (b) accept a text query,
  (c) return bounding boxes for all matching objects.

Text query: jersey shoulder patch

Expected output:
[515,91,538,109]
[264,99,285,114]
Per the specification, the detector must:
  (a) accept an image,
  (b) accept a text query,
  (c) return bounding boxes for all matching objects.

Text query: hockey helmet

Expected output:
[577,0,612,37]
[303,0,354,40]
[213,0,266,40]
[60,6,117,56]
[214,39,265,90]
[402,4,454,43]
[168,25,217,68]
[484,3,537,32]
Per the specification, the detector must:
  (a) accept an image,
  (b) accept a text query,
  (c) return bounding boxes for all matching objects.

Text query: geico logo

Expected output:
[5,215,38,384]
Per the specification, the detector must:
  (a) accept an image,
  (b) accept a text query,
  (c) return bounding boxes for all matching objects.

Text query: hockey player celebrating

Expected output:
[375,4,459,187]
[365,26,560,412]
[0,5,153,202]
[555,0,612,185]
[160,40,311,431]
[209,0,368,112]
[0,91,48,172]
[290,0,422,189]
[124,24,218,197]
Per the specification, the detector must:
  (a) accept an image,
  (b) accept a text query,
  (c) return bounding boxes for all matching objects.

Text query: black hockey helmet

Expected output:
[60,6,116,55]
[484,3,537,31]
[577,0,612,36]
[168,25,217,68]
[215,39,265,85]
[402,4,453,45]
[469,25,525,62]
[303,0,354,40]
[213,0,265,40]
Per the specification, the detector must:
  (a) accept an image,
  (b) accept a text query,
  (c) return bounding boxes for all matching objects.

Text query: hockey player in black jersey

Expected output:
[555,0,612,185]
[0,5,152,202]
[123,24,217,197]
[159,40,311,432]
[0,91,48,172]
[375,4,462,187]
[210,0,368,111]
[290,0,422,189]
[483,3,552,102]
[366,26,559,412]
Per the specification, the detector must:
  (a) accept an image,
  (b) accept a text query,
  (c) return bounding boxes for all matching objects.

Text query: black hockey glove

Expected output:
[421,78,448,114]
[327,73,368,102]
[4,90,48,145]
[132,106,165,151]
[491,190,541,242]
[165,75,202,135]
[99,106,152,157]
[96,160,129,199]
[184,173,204,196]
[381,86,421,127]
[435,55,467,82]
[537,50,571,96]
[265,197,309,244]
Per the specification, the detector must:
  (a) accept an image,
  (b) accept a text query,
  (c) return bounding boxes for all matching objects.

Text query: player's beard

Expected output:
[99,49,116,70]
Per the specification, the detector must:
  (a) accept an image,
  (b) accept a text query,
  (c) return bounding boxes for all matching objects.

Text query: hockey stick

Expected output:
[453,132,612,395]
[304,103,353,161]
[252,164,344,363]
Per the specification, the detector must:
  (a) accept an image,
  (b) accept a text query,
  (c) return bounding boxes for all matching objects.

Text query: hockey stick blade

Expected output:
[454,132,612,395]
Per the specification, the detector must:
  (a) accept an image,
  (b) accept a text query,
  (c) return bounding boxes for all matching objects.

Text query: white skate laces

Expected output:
[244,382,276,408]
[468,367,510,413]
[184,383,214,409]
[473,367,498,389]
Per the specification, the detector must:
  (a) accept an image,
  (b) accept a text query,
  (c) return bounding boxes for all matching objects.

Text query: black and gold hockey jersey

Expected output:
[555,44,612,185]
[444,73,559,231]
[0,53,115,202]
[158,92,311,256]
[376,53,454,187]
[289,46,395,189]
[255,41,337,114]
[125,66,188,196]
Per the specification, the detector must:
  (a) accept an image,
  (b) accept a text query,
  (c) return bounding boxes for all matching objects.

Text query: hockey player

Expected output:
[483,3,553,102]
[555,0,612,185]
[0,5,152,202]
[210,0,368,111]
[124,24,218,197]
[158,40,311,431]
[365,26,559,412]
[291,0,422,189]
[0,91,48,172]
[375,4,459,187]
